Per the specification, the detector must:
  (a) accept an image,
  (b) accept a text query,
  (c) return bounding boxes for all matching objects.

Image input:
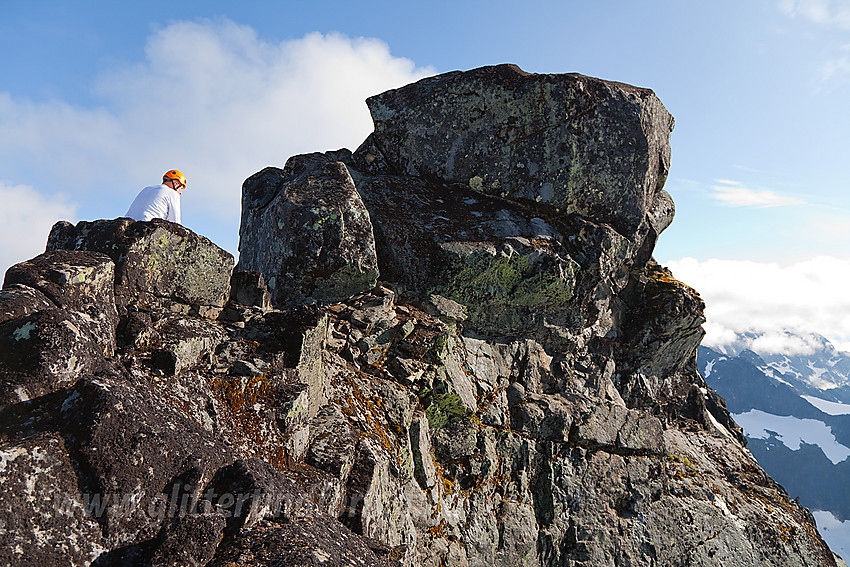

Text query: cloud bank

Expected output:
[666,256,850,352]
[0,19,434,275]
[0,183,77,276]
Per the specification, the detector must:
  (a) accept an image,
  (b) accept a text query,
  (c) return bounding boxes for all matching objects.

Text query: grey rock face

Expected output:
[238,155,379,309]
[47,217,234,316]
[4,249,119,356]
[359,64,673,240]
[0,308,107,405]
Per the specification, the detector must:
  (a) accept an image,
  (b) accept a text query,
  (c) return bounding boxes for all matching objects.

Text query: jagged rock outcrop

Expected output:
[356,64,673,242]
[4,249,119,356]
[0,249,118,405]
[0,64,842,567]
[47,217,234,317]
[238,157,379,309]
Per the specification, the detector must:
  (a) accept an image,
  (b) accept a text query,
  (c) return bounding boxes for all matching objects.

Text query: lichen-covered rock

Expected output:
[201,457,320,535]
[0,308,108,405]
[355,64,673,240]
[238,155,379,309]
[304,405,360,516]
[4,249,119,356]
[0,432,106,566]
[47,217,233,316]
[0,283,52,325]
[409,411,437,489]
[352,170,611,348]
[147,316,228,376]
[207,517,403,567]
[48,377,234,549]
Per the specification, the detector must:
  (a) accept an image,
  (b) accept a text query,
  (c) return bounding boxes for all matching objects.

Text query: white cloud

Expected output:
[0,183,78,279]
[819,51,850,81]
[749,331,826,355]
[666,256,850,352]
[779,0,850,29]
[0,20,434,266]
[710,180,806,207]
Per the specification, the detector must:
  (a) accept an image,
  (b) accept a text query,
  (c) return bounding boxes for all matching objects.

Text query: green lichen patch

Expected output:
[420,388,470,430]
[439,251,577,334]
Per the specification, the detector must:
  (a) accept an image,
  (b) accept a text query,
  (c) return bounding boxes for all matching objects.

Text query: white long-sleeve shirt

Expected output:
[125,184,181,224]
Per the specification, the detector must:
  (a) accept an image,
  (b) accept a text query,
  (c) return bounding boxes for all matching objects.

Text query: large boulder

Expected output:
[3,249,119,356]
[0,309,108,405]
[0,250,120,405]
[46,218,234,317]
[352,169,635,346]
[238,154,379,309]
[355,64,674,240]
[0,374,233,558]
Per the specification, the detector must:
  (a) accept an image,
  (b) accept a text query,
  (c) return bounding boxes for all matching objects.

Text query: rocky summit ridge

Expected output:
[0,64,841,566]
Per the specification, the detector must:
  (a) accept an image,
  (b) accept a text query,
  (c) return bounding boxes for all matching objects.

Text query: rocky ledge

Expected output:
[0,64,842,566]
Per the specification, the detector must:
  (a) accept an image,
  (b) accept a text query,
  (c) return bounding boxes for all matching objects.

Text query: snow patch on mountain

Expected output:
[802,396,850,416]
[733,410,850,465]
[756,363,796,387]
[768,356,800,378]
[704,358,723,378]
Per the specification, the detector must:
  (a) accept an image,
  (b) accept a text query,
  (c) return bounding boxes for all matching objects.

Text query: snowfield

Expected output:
[801,395,850,416]
[733,409,850,465]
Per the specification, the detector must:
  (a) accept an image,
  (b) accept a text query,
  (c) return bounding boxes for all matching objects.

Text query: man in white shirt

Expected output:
[125,170,185,224]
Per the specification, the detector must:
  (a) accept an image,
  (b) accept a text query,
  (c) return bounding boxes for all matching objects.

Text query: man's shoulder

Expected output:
[140,184,173,197]
[138,184,164,193]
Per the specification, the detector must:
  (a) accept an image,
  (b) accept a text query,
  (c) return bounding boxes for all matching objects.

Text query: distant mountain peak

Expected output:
[706,330,850,395]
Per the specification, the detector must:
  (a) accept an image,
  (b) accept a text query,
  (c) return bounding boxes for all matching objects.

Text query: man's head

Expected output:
[162,170,186,194]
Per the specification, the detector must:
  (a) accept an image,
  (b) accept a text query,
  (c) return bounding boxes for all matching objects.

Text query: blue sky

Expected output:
[1,0,849,349]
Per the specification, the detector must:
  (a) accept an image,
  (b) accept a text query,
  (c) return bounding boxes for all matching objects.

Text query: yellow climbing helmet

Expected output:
[162,170,187,188]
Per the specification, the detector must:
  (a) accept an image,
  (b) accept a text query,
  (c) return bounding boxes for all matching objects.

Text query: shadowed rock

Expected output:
[229,269,272,310]
[0,284,53,326]
[238,155,379,309]
[0,309,107,405]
